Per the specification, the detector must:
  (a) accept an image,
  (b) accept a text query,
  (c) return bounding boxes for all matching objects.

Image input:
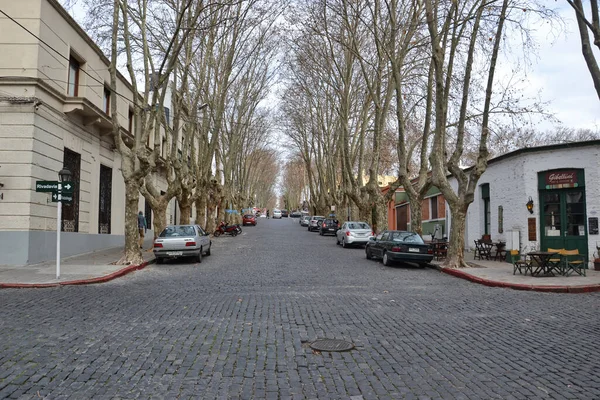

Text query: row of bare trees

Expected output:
[278,0,567,268]
[66,0,282,264]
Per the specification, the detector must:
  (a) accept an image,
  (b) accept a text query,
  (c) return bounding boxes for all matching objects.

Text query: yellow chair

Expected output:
[547,248,565,275]
[510,250,531,275]
[562,249,586,277]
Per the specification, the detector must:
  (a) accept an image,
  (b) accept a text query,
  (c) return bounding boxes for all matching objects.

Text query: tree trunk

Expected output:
[443,203,469,269]
[178,197,193,225]
[152,205,168,242]
[195,193,207,230]
[119,180,143,265]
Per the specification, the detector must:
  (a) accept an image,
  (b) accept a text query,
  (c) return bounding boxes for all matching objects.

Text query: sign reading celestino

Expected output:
[545,170,578,189]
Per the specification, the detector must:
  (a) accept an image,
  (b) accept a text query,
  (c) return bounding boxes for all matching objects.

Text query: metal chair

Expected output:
[510,250,532,275]
[547,248,565,275]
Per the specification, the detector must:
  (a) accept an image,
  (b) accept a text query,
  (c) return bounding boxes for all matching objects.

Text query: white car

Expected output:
[272,209,282,219]
[336,221,373,248]
[154,225,212,263]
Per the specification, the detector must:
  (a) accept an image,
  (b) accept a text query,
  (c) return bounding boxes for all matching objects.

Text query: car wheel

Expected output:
[214,230,221,237]
[197,248,202,263]
[156,257,163,264]
[418,263,427,269]
[205,243,211,256]
[366,247,372,260]
[319,231,323,236]
[342,238,347,248]
[336,237,340,245]
[232,230,238,237]
[382,251,391,266]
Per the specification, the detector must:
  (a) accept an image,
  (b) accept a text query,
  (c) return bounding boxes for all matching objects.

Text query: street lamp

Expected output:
[59,168,72,182]
[55,168,72,279]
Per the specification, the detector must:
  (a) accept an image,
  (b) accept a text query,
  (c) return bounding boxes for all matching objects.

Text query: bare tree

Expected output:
[567,0,600,101]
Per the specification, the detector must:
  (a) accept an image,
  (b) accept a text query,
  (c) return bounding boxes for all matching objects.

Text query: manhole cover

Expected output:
[310,339,354,352]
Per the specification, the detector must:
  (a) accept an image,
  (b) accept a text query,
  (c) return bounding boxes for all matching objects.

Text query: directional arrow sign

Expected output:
[60,182,74,194]
[51,192,73,203]
[36,181,74,193]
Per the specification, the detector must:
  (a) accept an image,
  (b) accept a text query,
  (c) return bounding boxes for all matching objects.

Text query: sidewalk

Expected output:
[0,246,155,288]
[432,251,600,293]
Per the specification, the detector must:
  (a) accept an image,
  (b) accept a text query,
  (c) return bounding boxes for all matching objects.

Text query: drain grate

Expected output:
[310,339,354,352]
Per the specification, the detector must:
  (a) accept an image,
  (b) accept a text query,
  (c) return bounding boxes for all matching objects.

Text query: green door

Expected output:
[540,189,588,260]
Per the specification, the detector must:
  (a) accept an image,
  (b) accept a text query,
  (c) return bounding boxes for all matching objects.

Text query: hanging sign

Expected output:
[545,170,578,189]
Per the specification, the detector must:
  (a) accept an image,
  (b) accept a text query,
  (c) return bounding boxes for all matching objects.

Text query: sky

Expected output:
[64,1,599,132]
[502,4,600,131]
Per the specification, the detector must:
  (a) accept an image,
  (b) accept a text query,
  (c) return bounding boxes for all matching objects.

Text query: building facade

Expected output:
[0,0,177,265]
[455,141,600,265]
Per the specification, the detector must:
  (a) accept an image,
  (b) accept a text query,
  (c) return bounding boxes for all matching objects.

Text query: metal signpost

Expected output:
[36,169,72,279]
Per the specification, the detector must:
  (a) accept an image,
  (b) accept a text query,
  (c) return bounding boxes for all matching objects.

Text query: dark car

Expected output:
[281,209,289,217]
[242,214,257,226]
[319,218,339,236]
[290,211,302,218]
[365,230,433,267]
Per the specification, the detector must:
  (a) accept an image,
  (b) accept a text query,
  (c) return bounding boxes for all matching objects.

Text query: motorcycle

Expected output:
[213,221,242,237]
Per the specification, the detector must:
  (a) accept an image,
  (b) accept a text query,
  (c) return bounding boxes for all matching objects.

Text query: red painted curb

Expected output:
[439,266,600,293]
[0,259,155,289]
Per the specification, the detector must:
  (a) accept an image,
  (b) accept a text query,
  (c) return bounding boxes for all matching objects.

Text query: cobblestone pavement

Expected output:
[1,218,599,399]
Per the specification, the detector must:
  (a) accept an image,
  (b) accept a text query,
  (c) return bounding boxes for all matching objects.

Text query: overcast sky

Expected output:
[505,4,600,131]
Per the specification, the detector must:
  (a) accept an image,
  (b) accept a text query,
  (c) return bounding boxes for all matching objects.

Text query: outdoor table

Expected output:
[493,242,507,261]
[527,251,559,277]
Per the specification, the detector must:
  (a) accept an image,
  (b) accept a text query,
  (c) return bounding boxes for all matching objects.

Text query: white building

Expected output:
[0,0,178,265]
[449,140,600,266]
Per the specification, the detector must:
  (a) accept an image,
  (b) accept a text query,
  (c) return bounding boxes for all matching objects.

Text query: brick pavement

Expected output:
[1,218,599,399]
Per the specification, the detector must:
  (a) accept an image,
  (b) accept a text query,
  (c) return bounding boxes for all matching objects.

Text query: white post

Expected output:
[56,188,62,279]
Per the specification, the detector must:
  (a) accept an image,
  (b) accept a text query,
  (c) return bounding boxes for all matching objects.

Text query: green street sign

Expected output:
[35,181,74,193]
[51,192,73,203]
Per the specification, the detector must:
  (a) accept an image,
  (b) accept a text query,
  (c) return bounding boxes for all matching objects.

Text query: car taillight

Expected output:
[346,231,350,236]
[391,246,402,252]
[185,242,196,247]
[371,232,374,236]
[427,248,433,254]
[322,223,326,227]
[154,242,163,248]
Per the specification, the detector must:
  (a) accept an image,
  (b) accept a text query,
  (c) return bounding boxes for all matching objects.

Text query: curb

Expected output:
[437,265,600,293]
[0,259,155,289]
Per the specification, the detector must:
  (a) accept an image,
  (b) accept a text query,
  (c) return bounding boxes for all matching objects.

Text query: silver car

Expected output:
[308,216,325,231]
[153,225,212,264]
[300,215,311,226]
[336,221,373,248]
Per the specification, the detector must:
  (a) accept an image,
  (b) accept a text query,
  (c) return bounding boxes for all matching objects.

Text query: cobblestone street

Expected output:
[1,218,599,399]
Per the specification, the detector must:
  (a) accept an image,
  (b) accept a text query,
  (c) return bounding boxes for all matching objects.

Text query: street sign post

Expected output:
[35,181,74,193]
[51,193,73,203]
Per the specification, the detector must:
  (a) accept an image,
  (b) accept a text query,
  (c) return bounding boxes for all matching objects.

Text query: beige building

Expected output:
[0,0,176,265]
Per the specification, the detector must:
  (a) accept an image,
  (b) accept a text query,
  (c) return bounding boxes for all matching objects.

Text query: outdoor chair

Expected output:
[475,240,492,260]
[510,250,532,275]
[494,242,507,261]
[547,248,565,275]
[562,249,586,277]
[474,240,482,260]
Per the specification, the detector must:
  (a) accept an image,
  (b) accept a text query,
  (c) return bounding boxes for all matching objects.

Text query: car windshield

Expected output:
[243,215,253,218]
[160,226,196,237]
[348,222,370,230]
[390,231,424,244]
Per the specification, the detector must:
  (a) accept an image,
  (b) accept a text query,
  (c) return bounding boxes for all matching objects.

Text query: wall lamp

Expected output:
[526,196,534,214]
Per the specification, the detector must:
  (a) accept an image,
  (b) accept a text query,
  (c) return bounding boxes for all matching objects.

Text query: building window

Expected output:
[62,148,81,232]
[103,86,111,114]
[98,165,112,234]
[128,108,134,133]
[481,183,490,235]
[67,56,80,96]
[430,197,438,219]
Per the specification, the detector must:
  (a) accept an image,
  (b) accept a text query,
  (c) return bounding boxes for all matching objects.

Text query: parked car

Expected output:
[336,221,373,248]
[365,230,432,267]
[281,209,289,217]
[319,218,339,236]
[242,214,257,226]
[154,225,212,264]
[308,216,325,231]
[272,209,282,219]
[300,215,311,226]
[290,211,302,218]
